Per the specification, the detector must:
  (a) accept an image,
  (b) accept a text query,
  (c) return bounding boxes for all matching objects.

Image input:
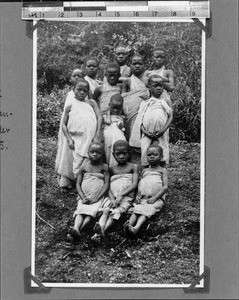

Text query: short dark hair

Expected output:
[153,46,166,54]
[147,143,163,157]
[106,62,121,73]
[89,142,104,153]
[85,57,99,67]
[131,53,144,63]
[113,140,130,152]
[148,74,164,86]
[110,94,124,105]
[73,78,90,90]
[115,44,128,52]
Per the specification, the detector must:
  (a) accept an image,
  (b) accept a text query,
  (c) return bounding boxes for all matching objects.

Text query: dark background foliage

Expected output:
[37,21,202,143]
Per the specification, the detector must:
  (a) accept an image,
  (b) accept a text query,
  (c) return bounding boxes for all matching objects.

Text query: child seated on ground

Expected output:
[102,94,126,167]
[84,58,103,95]
[57,79,102,189]
[130,74,173,166]
[93,62,121,113]
[145,47,174,108]
[91,140,139,242]
[114,44,131,82]
[124,144,167,237]
[70,142,109,240]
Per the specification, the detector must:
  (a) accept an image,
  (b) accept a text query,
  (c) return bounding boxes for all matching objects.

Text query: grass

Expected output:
[35,138,201,285]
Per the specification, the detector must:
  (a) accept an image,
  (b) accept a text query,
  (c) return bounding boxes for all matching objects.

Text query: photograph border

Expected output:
[32,16,205,288]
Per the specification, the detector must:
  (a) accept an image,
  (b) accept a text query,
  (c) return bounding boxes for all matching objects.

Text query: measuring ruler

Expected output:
[22,1,210,20]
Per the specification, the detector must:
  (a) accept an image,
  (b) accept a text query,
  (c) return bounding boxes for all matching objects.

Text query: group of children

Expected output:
[54,45,174,241]
[71,140,168,242]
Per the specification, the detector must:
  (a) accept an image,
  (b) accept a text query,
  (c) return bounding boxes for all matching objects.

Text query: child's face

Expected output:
[115,47,128,66]
[70,69,84,85]
[113,145,129,165]
[88,144,103,163]
[74,82,89,101]
[106,67,120,85]
[149,77,164,98]
[153,50,166,68]
[86,60,98,78]
[109,100,123,115]
[147,147,162,165]
[131,57,144,76]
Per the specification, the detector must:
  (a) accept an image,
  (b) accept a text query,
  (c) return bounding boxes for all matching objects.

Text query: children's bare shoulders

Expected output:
[128,162,139,172]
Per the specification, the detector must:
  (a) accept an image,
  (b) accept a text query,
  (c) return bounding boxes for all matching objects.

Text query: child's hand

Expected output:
[116,195,123,203]
[154,130,164,138]
[135,195,141,204]
[147,198,155,204]
[109,197,116,208]
[68,138,75,150]
[140,90,149,101]
[82,197,90,204]
[118,123,125,131]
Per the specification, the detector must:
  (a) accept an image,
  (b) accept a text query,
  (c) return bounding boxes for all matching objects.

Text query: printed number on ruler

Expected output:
[77,11,83,17]
[58,12,65,18]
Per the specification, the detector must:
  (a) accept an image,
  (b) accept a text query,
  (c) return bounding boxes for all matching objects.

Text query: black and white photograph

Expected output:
[33,18,205,287]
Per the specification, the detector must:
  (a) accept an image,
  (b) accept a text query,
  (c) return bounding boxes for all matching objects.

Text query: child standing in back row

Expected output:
[91,140,139,242]
[145,47,174,108]
[114,45,131,82]
[124,144,167,237]
[93,62,121,114]
[122,54,150,141]
[70,142,109,240]
[84,58,103,95]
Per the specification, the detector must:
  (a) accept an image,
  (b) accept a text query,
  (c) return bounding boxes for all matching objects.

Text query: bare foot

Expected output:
[70,228,81,240]
[94,222,105,238]
[123,221,130,236]
[91,233,101,243]
[127,224,136,236]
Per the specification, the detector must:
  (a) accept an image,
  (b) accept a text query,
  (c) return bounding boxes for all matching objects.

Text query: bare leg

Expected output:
[73,214,84,233]
[129,213,138,226]
[103,217,116,235]
[133,215,148,234]
[99,208,110,231]
[81,215,93,231]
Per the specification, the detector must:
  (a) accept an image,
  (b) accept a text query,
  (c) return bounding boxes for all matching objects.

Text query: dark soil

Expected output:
[35,138,201,284]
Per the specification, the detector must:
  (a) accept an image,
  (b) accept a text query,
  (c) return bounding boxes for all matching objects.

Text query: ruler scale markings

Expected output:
[22,1,210,20]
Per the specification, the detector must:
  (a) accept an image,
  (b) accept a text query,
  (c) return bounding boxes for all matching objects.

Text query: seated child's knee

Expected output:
[103,207,110,214]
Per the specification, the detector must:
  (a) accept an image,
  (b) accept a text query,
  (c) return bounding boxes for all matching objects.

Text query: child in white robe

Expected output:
[102,94,126,167]
[130,75,173,166]
[59,79,102,187]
